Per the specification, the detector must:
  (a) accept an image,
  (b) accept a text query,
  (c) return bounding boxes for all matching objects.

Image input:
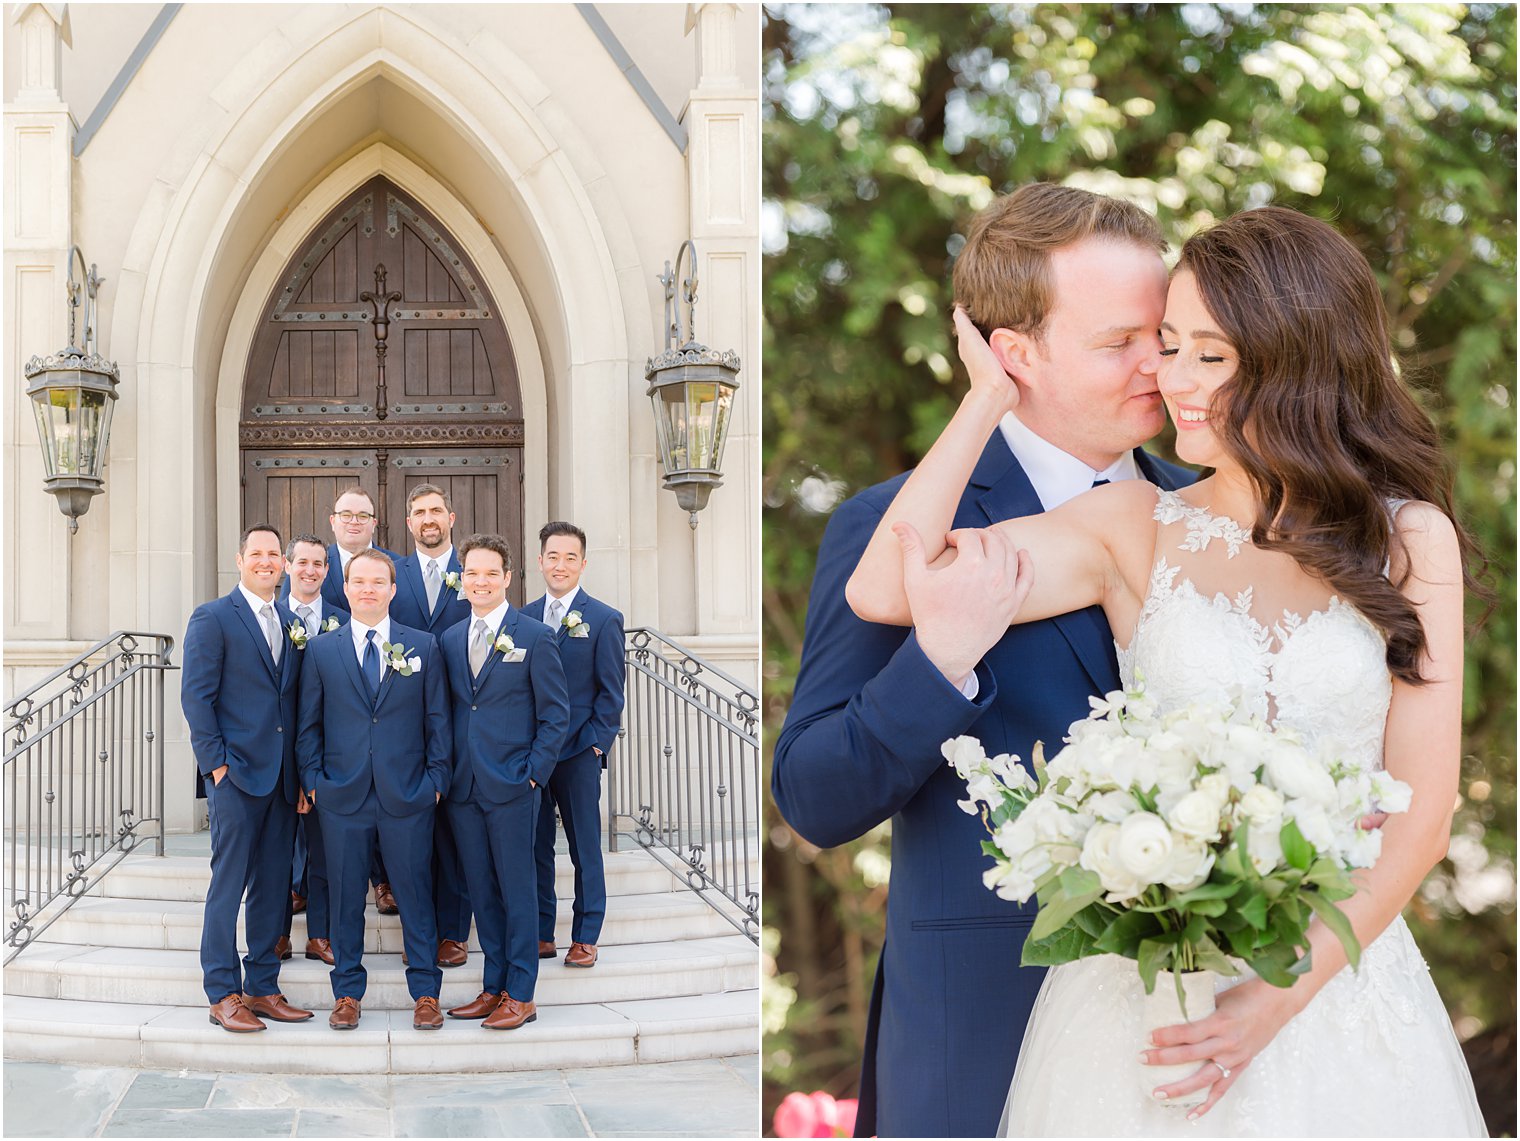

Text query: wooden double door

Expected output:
[239,177,527,601]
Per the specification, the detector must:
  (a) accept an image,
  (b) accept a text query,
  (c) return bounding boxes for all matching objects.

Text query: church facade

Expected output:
[5,3,760,831]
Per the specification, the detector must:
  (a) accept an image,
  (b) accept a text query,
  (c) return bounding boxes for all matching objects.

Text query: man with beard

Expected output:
[389,484,472,968]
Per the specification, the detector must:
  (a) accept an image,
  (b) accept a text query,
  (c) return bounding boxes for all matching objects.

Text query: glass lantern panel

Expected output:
[654,385,692,472]
[77,389,111,477]
[31,386,83,477]
[685,381,736,470]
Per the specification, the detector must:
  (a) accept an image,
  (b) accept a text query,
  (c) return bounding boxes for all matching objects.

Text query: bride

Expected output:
[846,206,1488,1136]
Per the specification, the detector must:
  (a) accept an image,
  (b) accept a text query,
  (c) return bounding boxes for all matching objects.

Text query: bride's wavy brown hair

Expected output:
[1176,206,1485,684]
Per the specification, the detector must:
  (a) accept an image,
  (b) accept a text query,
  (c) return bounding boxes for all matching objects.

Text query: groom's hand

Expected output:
[895,522,1033,689]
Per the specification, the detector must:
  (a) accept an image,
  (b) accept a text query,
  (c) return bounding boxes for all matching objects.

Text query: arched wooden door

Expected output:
[239,177,526,601]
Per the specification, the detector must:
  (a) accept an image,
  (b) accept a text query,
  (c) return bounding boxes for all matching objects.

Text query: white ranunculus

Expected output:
[1080,822,1143,901]
[1370,770,1413,814]
[1113,812,1174,883]
[1264,743,1338,807]
[1165,787,1225,843]
[1159,838,1215,891]
[1237,783,1285,823]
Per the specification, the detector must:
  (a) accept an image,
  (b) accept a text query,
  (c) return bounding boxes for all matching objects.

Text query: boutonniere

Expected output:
[443,570,465,599]
[562,610,590,638]
[286,620,310,649]
[321,615,341,633]
[380,641,422,677]
[494,631,527,664]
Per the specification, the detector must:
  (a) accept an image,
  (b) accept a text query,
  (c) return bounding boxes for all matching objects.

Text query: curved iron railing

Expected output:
[612,628,759,941]
[4,631,176,963]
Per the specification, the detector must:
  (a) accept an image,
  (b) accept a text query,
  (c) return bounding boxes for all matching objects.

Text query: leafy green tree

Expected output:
[762,3,1515,1132]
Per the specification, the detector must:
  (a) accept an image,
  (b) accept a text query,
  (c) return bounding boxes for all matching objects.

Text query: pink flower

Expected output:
[773,1091,860,1138]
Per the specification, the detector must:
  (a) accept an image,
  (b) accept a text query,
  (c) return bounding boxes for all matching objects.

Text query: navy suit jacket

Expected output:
[390,549,471,635]
[441,606,570,804]
[295,619,452,816]
[522,591,625,761]
[181,589,303,802]
[280,543,398,615]
[772,435,1194,1138]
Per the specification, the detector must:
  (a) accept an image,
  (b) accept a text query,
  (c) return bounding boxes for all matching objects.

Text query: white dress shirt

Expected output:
[997,410,1140,510]
[289,594,324,635]
[470,599,512,639]
[238,584,283,657]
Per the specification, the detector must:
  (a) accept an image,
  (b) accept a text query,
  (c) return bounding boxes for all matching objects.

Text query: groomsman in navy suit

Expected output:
[388,483,472,968]
[281,486,401,915]
[440,534,569,1029]
[772,185,1193,1136]
[296,548,453,1031]
[522,522,625,967]
[280,533,342,967]
[182,523,313,1032]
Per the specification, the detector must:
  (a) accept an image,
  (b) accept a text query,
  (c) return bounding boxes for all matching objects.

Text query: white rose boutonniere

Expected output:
[562,610,590,638]
[286,620,309,650]
[495,631,527,663]
[443,570,465,599]
[380,641,422,677]
[321,615,341,633]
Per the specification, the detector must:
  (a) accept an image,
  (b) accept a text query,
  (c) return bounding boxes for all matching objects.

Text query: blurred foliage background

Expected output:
[760,3,1516,1135]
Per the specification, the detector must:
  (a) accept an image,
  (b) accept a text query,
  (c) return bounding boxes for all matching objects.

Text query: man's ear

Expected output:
[987,328,1039,390]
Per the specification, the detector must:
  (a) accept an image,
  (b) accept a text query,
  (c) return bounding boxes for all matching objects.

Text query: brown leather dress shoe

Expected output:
[374,883,399,915]
[482,994,537,1030]
[329,996,361,1030]
[447,990,506,1020]
[538,940,557,959]
[413,995,444,1030]
[436,939,468,968]
[274,935,293,961]
[291,890,307,914]
[209,994,265,1033]
[565,941,598,968]
[243,992,313,1022]
[304,937,334,965]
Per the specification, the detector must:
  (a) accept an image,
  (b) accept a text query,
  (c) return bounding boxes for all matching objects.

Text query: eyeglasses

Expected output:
[334,511,376,523]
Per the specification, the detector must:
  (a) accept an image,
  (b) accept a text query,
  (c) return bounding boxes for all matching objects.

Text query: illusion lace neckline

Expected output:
[1154,488,1252,558]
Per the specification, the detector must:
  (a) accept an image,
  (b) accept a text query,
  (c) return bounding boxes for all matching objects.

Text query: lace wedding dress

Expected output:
[999,489,1487,1138]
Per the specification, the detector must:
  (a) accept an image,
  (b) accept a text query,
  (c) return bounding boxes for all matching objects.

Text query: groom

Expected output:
[772,184,1195,1138]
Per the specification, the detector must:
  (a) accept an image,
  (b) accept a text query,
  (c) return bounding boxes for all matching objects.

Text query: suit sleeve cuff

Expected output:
[857,632,997,774]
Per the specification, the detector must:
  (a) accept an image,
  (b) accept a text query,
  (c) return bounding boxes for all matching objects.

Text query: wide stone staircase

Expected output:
[4,833,758,1073]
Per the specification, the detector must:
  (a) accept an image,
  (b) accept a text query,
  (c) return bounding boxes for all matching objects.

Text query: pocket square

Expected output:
[503,648,527,664]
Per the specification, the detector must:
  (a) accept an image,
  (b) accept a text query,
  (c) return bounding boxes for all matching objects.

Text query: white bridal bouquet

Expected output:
[946,682,1412,997]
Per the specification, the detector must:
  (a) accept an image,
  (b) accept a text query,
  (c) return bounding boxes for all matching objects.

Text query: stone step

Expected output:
[71,848,688,904]
[2,989,759,1074]
[7,935,758,1009]
[39,890,738,952]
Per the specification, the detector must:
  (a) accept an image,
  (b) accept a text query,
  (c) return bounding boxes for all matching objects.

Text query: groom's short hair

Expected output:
[954,183,1164,342]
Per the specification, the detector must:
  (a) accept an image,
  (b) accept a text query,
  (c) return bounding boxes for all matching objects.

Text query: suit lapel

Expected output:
[969,432,1115,694]
[230,590,279,682]
[472,609,516,694]
[338,627,375,707]
[398,556,428,624]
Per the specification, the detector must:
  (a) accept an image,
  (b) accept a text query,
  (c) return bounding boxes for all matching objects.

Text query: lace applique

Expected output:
[1153,488,1250,558]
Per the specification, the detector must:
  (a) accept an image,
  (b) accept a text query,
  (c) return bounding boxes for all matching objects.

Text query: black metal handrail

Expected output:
[4,631,176,963]
[611,628,759,941]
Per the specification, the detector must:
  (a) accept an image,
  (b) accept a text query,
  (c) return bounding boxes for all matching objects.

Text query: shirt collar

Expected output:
[238,583,279,615]
[997,411,1140,511]
[544,585,580,617]
[470,599,512,635]
[349,614,392,649]
[289,593,322,618]
[421,547,454,572]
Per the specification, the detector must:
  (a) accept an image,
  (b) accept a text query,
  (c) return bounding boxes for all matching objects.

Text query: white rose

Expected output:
[1080,822,1143,901]
[1165,788,1224,843]
[1245,817,1284,874]
[1370,771,1412,815]
[1159,838,1215,891]
[1113,812,1174,883]
[1264,744,1337,807]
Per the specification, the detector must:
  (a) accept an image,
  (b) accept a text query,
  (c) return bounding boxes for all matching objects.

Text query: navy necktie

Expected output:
[363,630,381,696]
[1091,477,1111,489]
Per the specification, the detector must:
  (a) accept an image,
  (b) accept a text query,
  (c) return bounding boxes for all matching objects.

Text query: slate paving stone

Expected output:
[117,1071,216,1110]
[102,1108,297,1136]
[2,1060,135,1138]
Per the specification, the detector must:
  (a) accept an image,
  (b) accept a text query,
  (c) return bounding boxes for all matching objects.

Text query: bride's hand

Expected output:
[1139,976,1306,1120]
[952,307,1020,413]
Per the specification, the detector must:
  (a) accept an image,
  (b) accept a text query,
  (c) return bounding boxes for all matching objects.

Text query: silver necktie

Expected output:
[261,603,281,664]
[469,618,490,677]
[425,558,442,612]
[297,604,316,637]
[547,599,563,628]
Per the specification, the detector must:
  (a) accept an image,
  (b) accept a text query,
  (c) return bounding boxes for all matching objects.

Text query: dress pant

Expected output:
[201,775,297,1002]
[283,811,329,941]
[431,803,472,943]
[448,790,540,1001]
[535,748,606,944]
[319,786,441,1001]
